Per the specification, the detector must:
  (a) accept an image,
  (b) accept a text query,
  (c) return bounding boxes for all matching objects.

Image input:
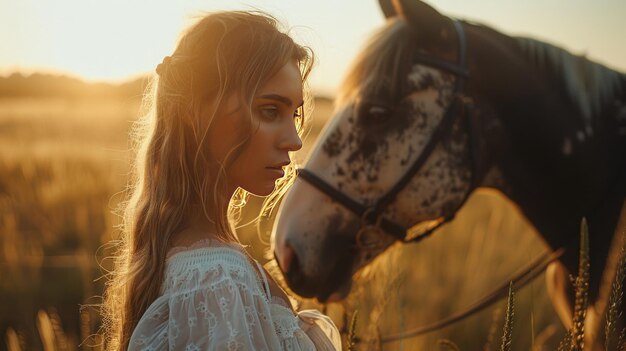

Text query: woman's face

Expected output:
[210,61,304,196]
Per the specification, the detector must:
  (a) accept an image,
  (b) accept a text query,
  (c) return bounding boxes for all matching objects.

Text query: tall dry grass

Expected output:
[0,97,135,350]
[0,94,588,350]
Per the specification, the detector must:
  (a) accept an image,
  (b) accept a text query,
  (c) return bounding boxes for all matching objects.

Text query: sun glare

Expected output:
[1,0,190,82]
[0,0,623,93]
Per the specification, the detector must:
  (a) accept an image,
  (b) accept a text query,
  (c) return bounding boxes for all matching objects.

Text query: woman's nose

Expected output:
[279,123,302,152]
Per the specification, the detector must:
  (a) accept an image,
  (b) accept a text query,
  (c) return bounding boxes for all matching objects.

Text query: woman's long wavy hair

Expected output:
[100,11,313,350]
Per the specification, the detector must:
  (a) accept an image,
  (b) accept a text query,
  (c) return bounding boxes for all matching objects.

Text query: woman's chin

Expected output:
[251,184,276,197]
[245,183,277,197]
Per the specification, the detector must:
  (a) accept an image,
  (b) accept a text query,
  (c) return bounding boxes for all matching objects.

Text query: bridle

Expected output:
[294,18,562,342]
[298,19,478,250]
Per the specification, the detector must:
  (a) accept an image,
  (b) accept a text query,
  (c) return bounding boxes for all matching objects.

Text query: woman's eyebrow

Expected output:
[257,94,303,108]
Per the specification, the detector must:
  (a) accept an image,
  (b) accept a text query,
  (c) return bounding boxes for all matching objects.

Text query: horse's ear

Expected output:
[379,0,397,18]
[392,0,449,39]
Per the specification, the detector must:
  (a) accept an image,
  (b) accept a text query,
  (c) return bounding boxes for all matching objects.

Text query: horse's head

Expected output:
[272,0,479,302]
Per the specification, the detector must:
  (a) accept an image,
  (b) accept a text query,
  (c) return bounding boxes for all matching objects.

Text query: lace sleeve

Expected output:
[298,309,343,351]
[129,269,336,350]
[130,273,285,350]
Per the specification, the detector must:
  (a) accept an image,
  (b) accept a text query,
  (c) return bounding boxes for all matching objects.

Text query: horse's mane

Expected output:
[517,37,624,133]
[338,18,624,136]
[336,19,413,108]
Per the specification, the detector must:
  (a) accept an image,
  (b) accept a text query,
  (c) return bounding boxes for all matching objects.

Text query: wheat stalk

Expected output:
[5,327,21,351]
[559,331,573,351]
[347,310,358,351]
[47,309,70,351]
[606,226,626,350]
[36,310,56,351]
[571,218,590,351]
[556,218,592,351]
[500,281,515,351]
[618,328,626,351]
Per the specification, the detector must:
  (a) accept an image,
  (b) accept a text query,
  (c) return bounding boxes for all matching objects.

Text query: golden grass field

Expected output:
[0,93,569,350]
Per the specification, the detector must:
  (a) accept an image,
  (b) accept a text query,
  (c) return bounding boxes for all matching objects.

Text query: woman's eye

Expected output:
[259,106,279,120]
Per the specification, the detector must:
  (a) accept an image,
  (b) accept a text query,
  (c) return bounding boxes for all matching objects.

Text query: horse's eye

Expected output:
[369,105,389,117]
[357,102,391,122]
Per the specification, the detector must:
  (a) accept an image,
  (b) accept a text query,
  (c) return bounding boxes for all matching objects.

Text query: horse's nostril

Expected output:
[280,242,296,274]
[287,246,300,277]
[284,244,315,297]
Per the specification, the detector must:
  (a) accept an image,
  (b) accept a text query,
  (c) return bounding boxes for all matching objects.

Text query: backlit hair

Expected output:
[100,11,313,350]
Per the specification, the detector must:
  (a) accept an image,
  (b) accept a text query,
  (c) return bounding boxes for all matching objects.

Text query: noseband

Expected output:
[298,19,478,249]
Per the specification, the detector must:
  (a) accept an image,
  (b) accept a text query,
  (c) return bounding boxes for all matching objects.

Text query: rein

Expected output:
[349,249,564,345]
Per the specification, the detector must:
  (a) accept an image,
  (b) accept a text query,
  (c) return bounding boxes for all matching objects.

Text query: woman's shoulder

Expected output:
[162,239,261,295]
[166,238,248,264]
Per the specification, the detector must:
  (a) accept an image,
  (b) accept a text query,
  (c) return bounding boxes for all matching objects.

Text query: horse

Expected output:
[271,0,626,339]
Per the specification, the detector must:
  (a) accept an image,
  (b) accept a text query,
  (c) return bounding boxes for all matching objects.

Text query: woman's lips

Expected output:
[266,167,285,178]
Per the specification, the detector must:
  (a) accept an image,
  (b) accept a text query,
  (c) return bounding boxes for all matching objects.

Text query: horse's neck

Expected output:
[614,75,626,139]
[464,23,626,302]
[474,84,626,254]
[469,24,621,192]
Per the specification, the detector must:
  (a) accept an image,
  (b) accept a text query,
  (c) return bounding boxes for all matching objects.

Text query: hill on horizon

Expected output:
[0,72,149,100]
[0,72,334,103]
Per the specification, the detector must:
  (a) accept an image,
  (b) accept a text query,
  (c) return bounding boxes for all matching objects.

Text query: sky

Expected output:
[0,0,624,96]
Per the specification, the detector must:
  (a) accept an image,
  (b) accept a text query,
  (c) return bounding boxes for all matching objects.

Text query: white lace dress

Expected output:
[128,240,341,350]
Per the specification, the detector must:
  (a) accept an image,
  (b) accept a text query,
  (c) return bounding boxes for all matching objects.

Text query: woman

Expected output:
[101,11,341,350]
